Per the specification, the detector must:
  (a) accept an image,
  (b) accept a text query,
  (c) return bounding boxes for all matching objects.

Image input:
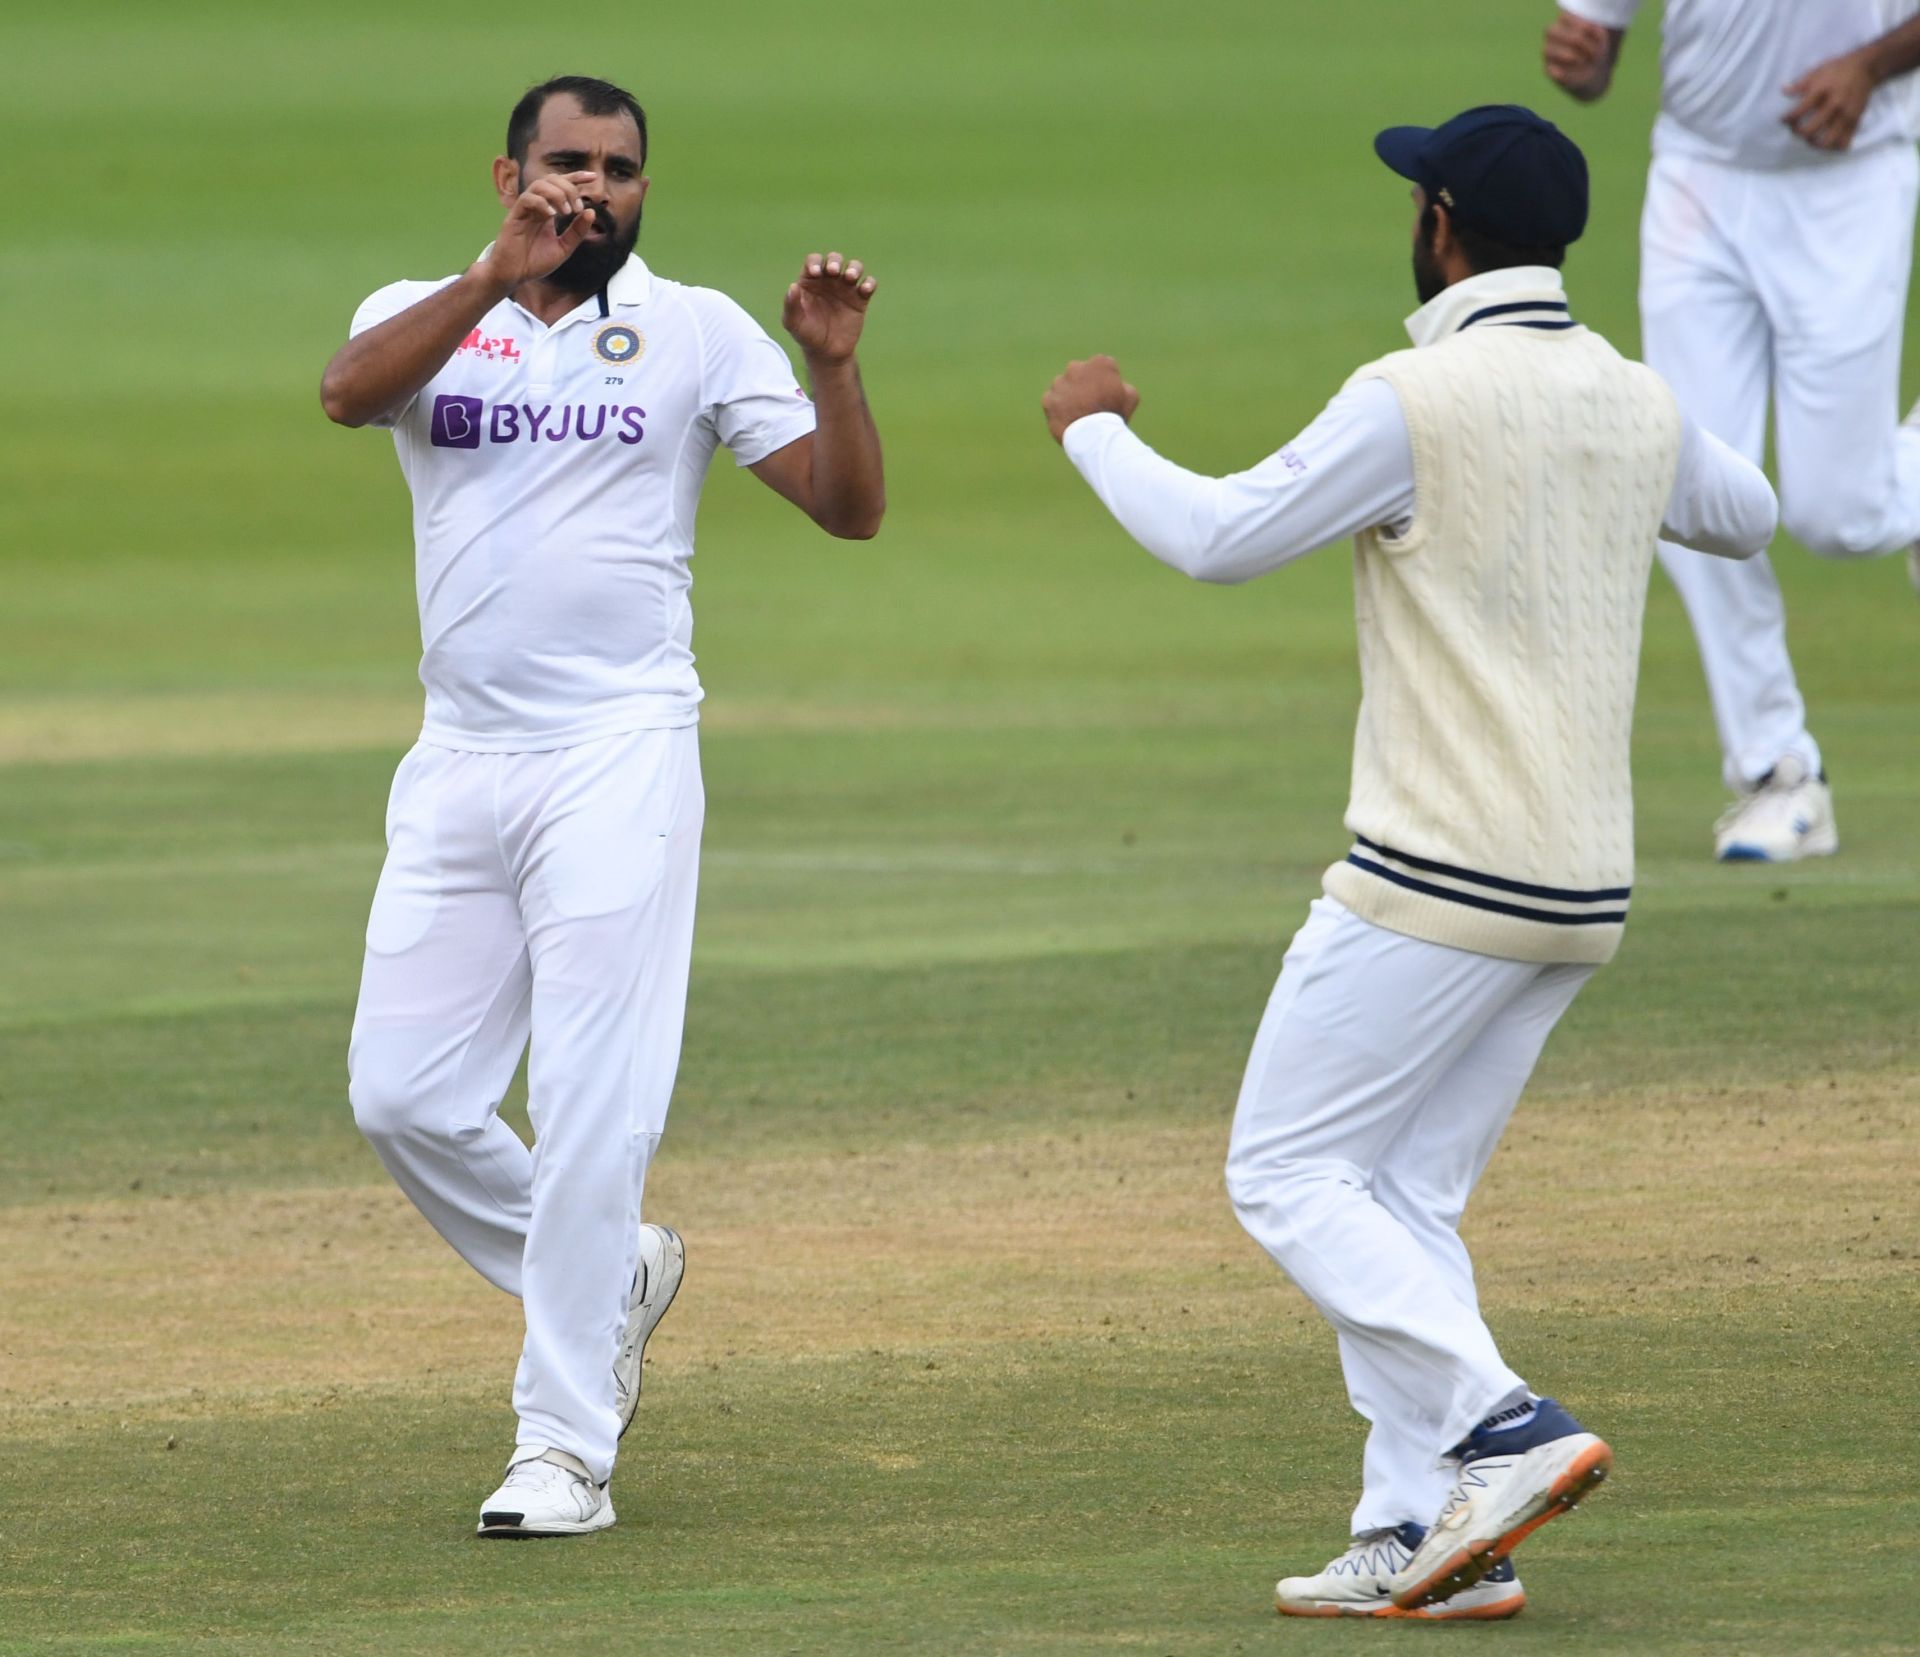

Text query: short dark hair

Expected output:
[1421,202,1565,274]
[507,76,648,167]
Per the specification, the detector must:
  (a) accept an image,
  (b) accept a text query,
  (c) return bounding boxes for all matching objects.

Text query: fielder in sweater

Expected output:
[1042,106,1776,1620]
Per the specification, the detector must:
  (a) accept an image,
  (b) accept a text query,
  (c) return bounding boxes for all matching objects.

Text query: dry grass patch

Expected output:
[1,1072,1910,1418]
[0,691,1065,767]
[0,690,422,765]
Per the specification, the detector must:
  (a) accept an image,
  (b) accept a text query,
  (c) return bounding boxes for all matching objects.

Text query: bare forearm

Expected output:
[1860,15,1920,85]
[801,354,885,539]
[320,265,509,427]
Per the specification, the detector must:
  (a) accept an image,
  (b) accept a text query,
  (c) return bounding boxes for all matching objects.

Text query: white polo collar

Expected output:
[474,248,654,324]
[605,253,651,307]
[1404,266,1573,348]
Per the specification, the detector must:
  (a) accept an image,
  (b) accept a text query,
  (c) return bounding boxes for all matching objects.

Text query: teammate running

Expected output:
[1043,106,1775,1618]
[320,75,884,1538]
[1545,1,1920,862]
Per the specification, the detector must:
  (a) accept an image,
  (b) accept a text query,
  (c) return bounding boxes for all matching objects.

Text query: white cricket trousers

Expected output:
[347,725,703,1485]
[1641,141,1920,790]
[1224,898,1594,1536]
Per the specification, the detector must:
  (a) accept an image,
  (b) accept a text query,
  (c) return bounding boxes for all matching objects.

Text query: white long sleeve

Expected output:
[1059,380,1416,585]
[1661,414,1779,558]
[1064,372,1776,580]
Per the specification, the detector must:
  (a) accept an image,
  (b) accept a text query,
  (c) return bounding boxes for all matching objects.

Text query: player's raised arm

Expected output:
[1784,13,1920,152]
[1543,8,1628,103]
[318,170,600,427]
[1043,356,1415,585]
[748,253,885,539]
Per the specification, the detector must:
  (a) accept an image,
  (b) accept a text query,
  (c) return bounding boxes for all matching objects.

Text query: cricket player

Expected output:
[1043,106,1776,1618]
[1545,1,1920,862]
[319,75,884,1537]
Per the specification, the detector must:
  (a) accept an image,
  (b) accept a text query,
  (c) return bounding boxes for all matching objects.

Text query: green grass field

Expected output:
[3,2,1917,1651]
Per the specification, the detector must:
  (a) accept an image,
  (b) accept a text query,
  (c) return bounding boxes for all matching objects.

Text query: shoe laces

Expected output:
[1324,1526,1417,1577]
[501,1453,580,1494]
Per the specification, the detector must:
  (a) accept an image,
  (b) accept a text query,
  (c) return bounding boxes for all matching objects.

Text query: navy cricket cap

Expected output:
[1374,104,1589,248]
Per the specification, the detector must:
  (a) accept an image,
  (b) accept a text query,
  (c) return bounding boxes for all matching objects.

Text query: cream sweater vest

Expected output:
[1321,306,1682,965]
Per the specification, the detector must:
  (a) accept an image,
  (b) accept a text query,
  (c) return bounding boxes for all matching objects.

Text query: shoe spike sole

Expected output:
[1277,1595,1526,1622]
[1393,1440,1612,1611]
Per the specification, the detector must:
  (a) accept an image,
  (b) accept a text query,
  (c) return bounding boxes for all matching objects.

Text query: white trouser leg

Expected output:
[1764,144,1920,561]
[349,744,535,1294]
[1641,154,1820,792]
[503,726,704,1485]
[1224,899,1591,1529]
[1342,960,1592,1534]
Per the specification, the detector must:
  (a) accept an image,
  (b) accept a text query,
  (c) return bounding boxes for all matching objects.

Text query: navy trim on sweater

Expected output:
[1346,855,1630,926]
[1458,300,1571,331]
[1353,834,1631,904]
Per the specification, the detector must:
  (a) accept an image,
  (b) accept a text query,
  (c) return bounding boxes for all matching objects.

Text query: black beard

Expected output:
[545,207,641,294]
[1413,231,1448,305]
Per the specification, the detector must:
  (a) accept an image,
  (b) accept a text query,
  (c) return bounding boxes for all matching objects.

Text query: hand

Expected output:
[783,252,877,365]
[1783,51,1876,151]
[1043,355,1139,444]
[1543,12,1616,100]
[479,171,600,292]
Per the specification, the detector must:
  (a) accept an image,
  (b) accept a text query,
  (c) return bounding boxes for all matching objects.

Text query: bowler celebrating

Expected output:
[1546,0,1920,861]
[1045,108,1774,1617]
[320,75,884,1537]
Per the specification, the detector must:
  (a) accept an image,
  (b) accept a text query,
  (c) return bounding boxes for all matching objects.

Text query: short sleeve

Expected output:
[348,278,454,428]
[695,291,818,467]
[1558,0,1641,27]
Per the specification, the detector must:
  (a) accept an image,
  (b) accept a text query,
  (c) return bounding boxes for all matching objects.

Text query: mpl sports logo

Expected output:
[430,396,647,450]
[455,329,522,363]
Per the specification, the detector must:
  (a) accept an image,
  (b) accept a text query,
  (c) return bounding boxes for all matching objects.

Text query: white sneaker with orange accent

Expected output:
[1391,1397,1610,1611]
[1277,1523,1525,1619]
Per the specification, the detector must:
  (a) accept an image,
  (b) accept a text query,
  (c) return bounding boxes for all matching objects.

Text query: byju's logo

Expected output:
[430,395,484,449]
[428,398,646,450]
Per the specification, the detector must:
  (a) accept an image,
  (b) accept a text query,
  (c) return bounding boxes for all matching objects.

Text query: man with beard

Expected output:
[1042,106,1775,1618]
[320,75,884,1537]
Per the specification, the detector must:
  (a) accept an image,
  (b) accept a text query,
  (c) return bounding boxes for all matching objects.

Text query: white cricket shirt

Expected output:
[351,254,816,751]
[1561,0,1920,169]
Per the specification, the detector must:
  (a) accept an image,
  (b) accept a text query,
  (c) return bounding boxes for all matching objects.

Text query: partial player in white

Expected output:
[320,75,885,1537]
[1044,106,1776,1617]
[1545,0,1920,861]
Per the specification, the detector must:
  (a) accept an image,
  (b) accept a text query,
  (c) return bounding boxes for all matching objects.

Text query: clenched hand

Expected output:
[1543,12,1616,101]
[1043,356,1140,445]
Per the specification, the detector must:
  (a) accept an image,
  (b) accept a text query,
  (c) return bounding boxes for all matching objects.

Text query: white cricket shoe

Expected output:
[476,1448,614,1538]
[1713,756,1837,862]
[1391,1398,1610,1611]
[614,1222,685,1437]
[1275,1523,1525,1620]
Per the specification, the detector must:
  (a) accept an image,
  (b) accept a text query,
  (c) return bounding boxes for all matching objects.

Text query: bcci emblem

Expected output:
[592,323,645,366]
